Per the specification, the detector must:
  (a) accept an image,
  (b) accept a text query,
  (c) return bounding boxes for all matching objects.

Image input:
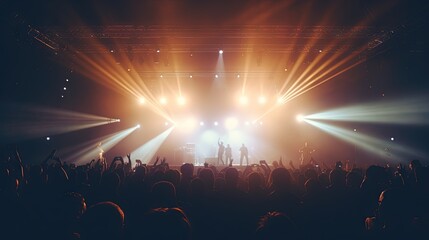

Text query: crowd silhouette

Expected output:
[0,147,428,240]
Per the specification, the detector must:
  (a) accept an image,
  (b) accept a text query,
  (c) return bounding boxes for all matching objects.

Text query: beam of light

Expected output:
[304,119,427,161]
[62,125,140,164]
[0,104,119,142]
[129,126,174,165]
[305,95,429,125]
[59,28,173,123]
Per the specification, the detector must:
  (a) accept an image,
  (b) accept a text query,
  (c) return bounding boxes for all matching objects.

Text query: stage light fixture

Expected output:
[46,137,50,141]
[178,96,186,105]
[277,97,284,104]
[136,124,141,129]
[239,96,248,105]
[391,137,395,141]
[296,114,304,122]
[63,87,67,90]
[237,74,240,78]
[215,74,219,78]
[66,78,69,82]
[219,50,223,54]
[138,97,146,104]
[258,96,266,105]
[189,75,193,78]
[160,97,167,105]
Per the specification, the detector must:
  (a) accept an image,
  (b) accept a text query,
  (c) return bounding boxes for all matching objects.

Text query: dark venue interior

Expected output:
[1,0,429,239]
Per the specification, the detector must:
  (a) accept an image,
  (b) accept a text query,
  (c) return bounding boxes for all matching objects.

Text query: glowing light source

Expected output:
[245,121,250,126]
[63,87,67,90]
[177,96,186,105]
[296,114,304,122]
[237,74,240,78]
[225,117,239,130]
[214,121,219,126]
[215,74,219,78]
[219,50,223,54]
[46,137,50,141]
[239,96,248,105]
[200,121,204,126]
[277,97,284,104]
[258,96,266,105]
[160,97,167,105]
[391,137,395,141]
[136,124,141,129]
[138,97,146,104]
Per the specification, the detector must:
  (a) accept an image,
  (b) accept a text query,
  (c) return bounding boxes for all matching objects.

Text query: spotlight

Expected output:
[110,49,114,53]
[237,74,240,78]
[63,87,67,90]
[66,78,69,82]
[258,96,266,105]
[138,97,146,104]
[177,96,186,105]
[156,49,160,53]
[46,137,50,141]
[391,137,395,141]
[189,75,193,78]
[214,121,219,126]
[296,114,304,122]
[160,97,167,105]
[239,96,248,105]
[136,124,141,129]
[219,50,223,54]
[160,74,163,78]
[117,119,121,122]
[215,74,219,78]
[353,129,357,132]
[200,121,204,126]
[277,97,284,104]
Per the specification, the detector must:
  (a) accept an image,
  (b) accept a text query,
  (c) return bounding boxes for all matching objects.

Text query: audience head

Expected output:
[255,211,299,240]
[225,167,239,188]
[180,163,194,179]
[198,168,215,190]
[140,208,191,240]
[81,201,124,240]
[151,181,177,208]
[269,167,292,191]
